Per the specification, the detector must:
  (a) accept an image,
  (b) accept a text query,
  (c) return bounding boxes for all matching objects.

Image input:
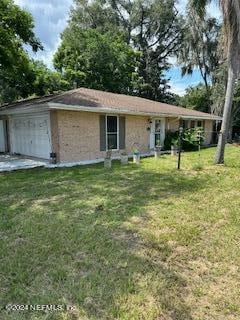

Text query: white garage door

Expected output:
[11,113,51,159]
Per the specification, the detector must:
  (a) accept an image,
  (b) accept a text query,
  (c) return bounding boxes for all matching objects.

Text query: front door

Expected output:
[150,118,165,149]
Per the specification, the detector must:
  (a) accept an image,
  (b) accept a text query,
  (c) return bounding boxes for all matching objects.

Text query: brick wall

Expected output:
[204,120,213,145]
[51,110,150,163]
[50,110,215,163]
[125,115,149,153]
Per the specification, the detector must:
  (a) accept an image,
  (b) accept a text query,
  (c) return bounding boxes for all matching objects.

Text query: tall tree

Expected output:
[0,0,42,103]
[55,0,183,101]
[0,58,71,104]
[0,0,42,70]
[108,0,183,100]
[179,83,212,113]
[0,51,35,103]
[0,0,70,104]
[31,61,70,97]
[178,7,220,93]
[189,0,240,164]
[54,29,141,94]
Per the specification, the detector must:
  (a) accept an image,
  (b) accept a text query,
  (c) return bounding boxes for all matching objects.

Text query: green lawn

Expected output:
[0,146,240,320]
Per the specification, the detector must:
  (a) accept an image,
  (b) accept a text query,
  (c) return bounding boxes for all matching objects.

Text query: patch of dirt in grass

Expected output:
[111,228,144,250]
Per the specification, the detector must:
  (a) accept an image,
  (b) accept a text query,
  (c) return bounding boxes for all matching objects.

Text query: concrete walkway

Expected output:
[0,154,47,172]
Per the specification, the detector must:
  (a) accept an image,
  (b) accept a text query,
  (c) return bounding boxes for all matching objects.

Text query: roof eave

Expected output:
[48,102,222,121]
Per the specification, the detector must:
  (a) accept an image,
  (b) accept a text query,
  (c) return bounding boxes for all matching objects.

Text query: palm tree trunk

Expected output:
[214,65,236,164]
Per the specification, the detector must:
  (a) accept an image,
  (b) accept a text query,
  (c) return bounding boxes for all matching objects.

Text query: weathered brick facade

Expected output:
[50,110,214,163]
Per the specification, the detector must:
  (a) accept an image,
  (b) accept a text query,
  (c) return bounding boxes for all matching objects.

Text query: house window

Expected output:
[154,119,161,147]
[197,120,203,127]
[106,115,118,150]
[182,120,188,129]
[190,120,195,128]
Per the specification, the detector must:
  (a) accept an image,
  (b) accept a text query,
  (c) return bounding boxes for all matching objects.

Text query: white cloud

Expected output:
[168,80,200,96]
[14,0,73,67]
[169,83,186,96]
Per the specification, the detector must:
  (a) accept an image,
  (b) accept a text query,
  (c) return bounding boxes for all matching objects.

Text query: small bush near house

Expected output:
[164,130,179,150]
[182,128,204,151]
[164,128,204,151]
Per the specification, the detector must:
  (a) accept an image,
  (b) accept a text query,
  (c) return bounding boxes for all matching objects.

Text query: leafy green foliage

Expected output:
[0,0,42,70]
[0,0,70,104]
[54,0,183,100]
[164,127,204,151]
[164,130,179,150]
[0,50,36,103]
[0,0,42,103]
[179,83,212,113]
[31,61,70,97]
[0,58,70,104]
[182,128,203,150]
[54,29,140,93]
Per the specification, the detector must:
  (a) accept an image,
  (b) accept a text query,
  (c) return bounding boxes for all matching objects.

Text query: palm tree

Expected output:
[189,0,240,164]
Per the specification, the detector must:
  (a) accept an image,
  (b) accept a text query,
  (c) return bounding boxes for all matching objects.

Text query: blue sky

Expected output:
[14,0,221,96]
[165,68,204,96]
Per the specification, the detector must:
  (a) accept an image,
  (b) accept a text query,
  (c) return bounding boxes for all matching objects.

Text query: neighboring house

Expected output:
[0,88,221,164]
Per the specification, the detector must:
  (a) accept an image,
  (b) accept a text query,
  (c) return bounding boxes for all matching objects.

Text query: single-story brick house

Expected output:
[0,88,221,164]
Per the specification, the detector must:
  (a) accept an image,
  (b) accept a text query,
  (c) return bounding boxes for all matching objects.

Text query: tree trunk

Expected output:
[214,65,236,164]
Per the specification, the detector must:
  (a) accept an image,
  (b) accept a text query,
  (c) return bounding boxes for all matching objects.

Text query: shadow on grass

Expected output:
[0,161,210,319]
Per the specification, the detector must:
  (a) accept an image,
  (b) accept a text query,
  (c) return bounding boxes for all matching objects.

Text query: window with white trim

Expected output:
[106,115,118,150]
[154,119,161,147]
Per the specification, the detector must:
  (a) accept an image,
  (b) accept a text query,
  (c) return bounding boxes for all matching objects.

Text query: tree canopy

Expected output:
[179,83,212,113]
[0,57,71,104]
[0,0,42,70]
[54,29,141,94]
[54,0,184,101]
[178,7,220,92]
[0,0,69,103]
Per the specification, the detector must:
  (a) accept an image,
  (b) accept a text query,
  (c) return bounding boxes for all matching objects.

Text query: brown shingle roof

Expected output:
[1,88,221,120]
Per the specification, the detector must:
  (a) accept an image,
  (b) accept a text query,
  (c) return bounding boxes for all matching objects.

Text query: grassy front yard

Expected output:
[0,146,240,320]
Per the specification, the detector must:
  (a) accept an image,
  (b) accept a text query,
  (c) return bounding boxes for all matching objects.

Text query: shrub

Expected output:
[164,128,204,151]
[182,128,204,151]
[164,130,179,150]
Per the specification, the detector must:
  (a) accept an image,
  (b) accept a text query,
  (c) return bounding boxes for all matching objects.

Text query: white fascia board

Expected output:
[0,104,49,115]
[48,102,222,121]
[181,115,222,121]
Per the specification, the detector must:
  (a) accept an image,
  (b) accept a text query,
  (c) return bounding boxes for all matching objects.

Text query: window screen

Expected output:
[106,116,118,149]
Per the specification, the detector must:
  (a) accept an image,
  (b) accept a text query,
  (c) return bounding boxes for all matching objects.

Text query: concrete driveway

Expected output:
[0,154,47,172]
